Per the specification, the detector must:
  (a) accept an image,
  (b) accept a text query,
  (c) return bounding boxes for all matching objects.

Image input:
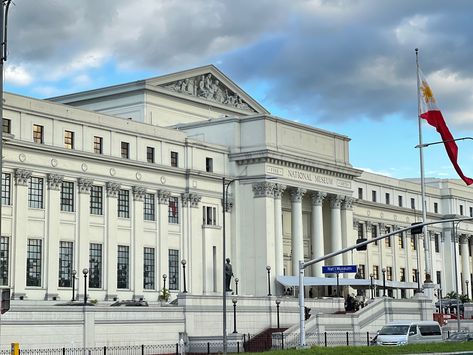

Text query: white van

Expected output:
[376,320,443,346]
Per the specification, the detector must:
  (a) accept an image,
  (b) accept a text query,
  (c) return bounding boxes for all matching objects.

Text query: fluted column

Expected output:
[132,186,145,299]
[182,192,201,294]
[311,191,326,277]
[460,235,471,294]
[105,182,120,300]
[330,195,343,266]
[341,197,354,276]
[274,184,286,278]
[290,188,306,276]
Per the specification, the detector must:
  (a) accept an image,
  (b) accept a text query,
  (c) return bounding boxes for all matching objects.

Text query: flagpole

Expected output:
[415,48,431,287]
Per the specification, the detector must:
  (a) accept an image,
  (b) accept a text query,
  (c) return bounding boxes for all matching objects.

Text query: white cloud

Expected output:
[4,64,33,86]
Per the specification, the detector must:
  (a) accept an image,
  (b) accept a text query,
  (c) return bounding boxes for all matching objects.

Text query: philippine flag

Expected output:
[418,69,473,186]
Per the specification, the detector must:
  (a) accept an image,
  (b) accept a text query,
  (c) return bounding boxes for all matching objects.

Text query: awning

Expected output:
[276,275,419,289]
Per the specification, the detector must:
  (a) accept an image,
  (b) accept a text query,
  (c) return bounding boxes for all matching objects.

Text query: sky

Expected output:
[4,0,473,182]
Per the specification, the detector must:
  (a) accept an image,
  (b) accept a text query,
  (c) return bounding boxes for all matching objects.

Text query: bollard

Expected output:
[175,343,178,355]
[141,344,145,355]
[103,346,107,355]
[62,348,65,355]
[366,332,370,346]
[207,342,210,354]
[281,332,284,349]
[346,331,349,346]
[324,332,327,347]
[237,342,240,353]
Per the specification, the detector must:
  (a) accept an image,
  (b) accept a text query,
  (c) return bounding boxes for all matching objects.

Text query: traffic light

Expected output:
[304,306,311,320]
[356,238,367,251]
[411,222,423,235]
[1,288,10,314]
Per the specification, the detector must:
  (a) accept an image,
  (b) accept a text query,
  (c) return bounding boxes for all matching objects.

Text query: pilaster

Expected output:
[132,186,145,300]
[329,194,343,266]
[157,190,170,298]
[105,182,120,301]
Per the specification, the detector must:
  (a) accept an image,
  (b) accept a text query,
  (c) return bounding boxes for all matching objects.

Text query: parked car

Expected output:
[376,321,443,346]
[445,332,473,342]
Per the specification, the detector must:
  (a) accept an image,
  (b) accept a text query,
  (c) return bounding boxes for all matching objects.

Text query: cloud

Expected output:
[4,64,33,86]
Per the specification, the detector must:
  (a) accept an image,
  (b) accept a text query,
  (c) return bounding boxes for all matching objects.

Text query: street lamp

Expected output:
[235,278,239,295]
[266,266,272,296]
[232,298,238,334]
[369,273,374,299]
[82,268,88,305]
[162,274,167,291]
[382,268,386,297]
[71,270,77,301]
[466,279,470,300]
[276,298,281,328]
[181,259,187,293]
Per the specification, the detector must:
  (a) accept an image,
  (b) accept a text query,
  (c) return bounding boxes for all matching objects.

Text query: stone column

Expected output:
[12,169,31,299]
[460,235,471,294]
[274,184,286,278]
[45,174,64,300]
[105,182,120,301]
[182,192,201,294]
[290,188,306,276]
[341,197,354,277]
[429,231,437,285]
[311,191,326,277]
[77,178,92,298]
[157,190,170,295]
[132,186,145,300]
[330,195,343,266]
[442,226,456,293]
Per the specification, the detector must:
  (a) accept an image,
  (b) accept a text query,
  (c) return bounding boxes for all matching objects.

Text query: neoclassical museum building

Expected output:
[2,65,473,303]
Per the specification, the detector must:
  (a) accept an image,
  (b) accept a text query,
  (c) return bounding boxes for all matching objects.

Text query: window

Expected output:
[147,146,155,163]
[410,198,415,209]
[2,173,10,205]
[400,268,406,282]
[398,195,403,207]
[386,266,393,281]
[372,265,379,280]
[398,232,404,249]
[168,196,179,224]
[434,234,440,253]
[2,119,10,134]
[0,237,9,286]
[470,207,473,217]
[118,189,130,218]
[411,235,417,250]
[372,190,377,202]
[436,271,442,286]
[61,181,74,212]
[384,226,391,247]
[89,243,102,288]
[168,249,179,290]
[144,247,155,290]
[412,268,418,283]
[203,206,217,226]
[144,193,155,221]
[90,186,103,215]
[358,264,366,279]
[28,177,44,209]
[358,187,363,199]
[58,241,73,287]
[371,224,378,246]
[117,245,129,289]
[460,205,464,216]
[385,193,390,205]
[94,136,103,154]
[26,239,42,287]
[64,130,74,149]
[206,157,213,172]
[33,124,43,144]
[171,151,178,167]
[434,202,439,214]
[121,142,129,159]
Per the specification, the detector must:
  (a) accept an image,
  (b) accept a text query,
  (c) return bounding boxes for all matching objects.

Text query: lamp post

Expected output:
[162,274,167,291]
[266,266,272,296]
[382,268,386,297]
[369,273,374,299]
[453,221,461,332]
[82,268,88,305]
[71,270,77,301]
[466,279,470,300]
[276,298,281,328]
[235,278,239,295]
[232,298,238,333]
[181,259,187,293]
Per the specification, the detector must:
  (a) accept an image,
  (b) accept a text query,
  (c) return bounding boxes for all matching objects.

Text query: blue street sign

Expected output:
[322,265,357,274]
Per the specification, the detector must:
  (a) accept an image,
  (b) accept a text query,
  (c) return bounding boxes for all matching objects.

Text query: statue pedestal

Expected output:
[423,282,436,303]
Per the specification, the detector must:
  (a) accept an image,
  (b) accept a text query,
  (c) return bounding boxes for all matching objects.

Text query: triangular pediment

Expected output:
[146,65,269,115]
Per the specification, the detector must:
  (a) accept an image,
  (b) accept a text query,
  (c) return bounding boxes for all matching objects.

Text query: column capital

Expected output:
[182,192,201,208]
[352,218,360,229]
[78,178,93,194]
[252,181,276,198]
[106,182,121,198]
[459,234,470,244]
[273,184,286,199]
[14,169,32,186]
[290,187,306,203]
[157,190,171,204]
[329,194,342,209]
[366,221,373,229]
[311,191,326,206]
[132,186,146,201]
[341,196,354,210]
[47,174,64,190]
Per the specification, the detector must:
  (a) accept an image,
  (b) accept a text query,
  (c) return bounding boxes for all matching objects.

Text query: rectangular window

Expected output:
[117,245,129,289]
[434,202,439,214]
[203,206,217,226]
[371,224,378,246]
[412,269,418,283]
[118,189,130,218]
[0,237,9,286]
[2,119,11,134]
[357,222,364,238]
[33,124,43,144]
[385,193,390,205]
[94,136,103,154]
[168,249,179,290]
[411,235,417,250]
[171,151,178,167]
[372,190,377,202]
[372,265,379,280]
[168,196,179,224]
[358,264,366,279]
[470,207,473,217]
[121,141,129,159]
[89,243,102,288]
[400,267,406,282]
[90,186,103,215]
[144,193,155,221]
[147,146,155,163]
[436,271,442,286]
[60,181,74,212]
[386,266,393,281]
[206,157,213,172]
[2,173,11,205]
[58,241,73,287]
[410,198,415,209]
[26,239,42,287]
[384,226,391,247]
[64,130,74,149]
[434,234,440,253]
[358,187,363,200]
[460,205,464,216]
[398,232,404,249]
[144,247,155,290]
[28,177,44,209]
[398,195,403,207]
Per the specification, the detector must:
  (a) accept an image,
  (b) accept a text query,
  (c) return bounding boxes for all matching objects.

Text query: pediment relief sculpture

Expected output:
[160,73,256,112]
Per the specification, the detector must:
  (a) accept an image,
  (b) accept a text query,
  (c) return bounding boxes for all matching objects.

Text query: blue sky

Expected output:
[4,0,473,182]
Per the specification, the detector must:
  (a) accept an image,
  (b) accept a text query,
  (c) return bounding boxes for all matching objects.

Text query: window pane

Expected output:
[28,177,44,208]
[118,189,130,218]
[94,136,103,154]
[168,249,179,290]
[33,124,43,144]
[144,247,155,289]
[27,239,42,287]
[121,142,129,159]
[144,193,155,221]
[89,243,102,288]
[90,186,103,215]
[58,241,73,287]
[171,151,178,167]
[168,196,179,224]
[2,119,11,134]
[117,245,129,289]
[61,181,74,212]
[0,237,9,286]
[147,147,155,163]
[2,173,11,205]
[64,130,74,149]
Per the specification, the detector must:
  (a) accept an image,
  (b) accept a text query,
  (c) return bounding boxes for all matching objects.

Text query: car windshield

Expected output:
[379,325,410,335]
